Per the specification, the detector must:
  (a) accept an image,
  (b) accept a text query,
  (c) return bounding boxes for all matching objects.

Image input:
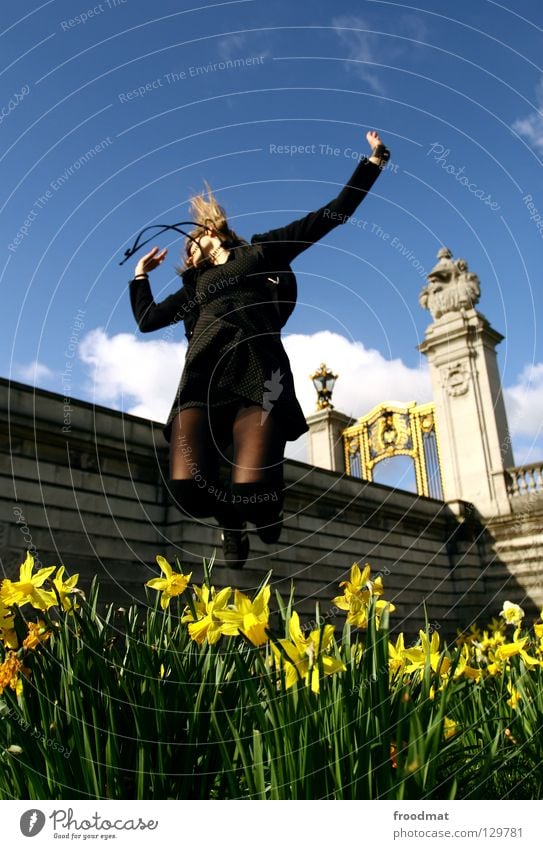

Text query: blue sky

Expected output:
[2,0,543,475]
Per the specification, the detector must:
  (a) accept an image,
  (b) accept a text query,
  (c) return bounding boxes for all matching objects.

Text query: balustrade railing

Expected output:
[507,463,543,497]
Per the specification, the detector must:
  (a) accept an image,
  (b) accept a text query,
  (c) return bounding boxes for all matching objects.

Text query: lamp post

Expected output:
[306,363,352,471]
[310,363,338,410]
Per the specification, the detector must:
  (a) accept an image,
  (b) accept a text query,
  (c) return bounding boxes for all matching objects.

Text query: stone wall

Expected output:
[484,495,543,618]
[1,378,539,637]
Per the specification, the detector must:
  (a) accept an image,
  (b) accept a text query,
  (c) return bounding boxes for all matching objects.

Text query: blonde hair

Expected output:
[178,181,243,273]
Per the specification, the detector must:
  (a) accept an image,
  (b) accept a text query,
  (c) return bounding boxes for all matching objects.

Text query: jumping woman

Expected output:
[129,130,390,568]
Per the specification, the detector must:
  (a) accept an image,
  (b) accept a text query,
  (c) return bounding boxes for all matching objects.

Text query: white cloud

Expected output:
[31,326,543,472]
[284,329,431,423]
[331,13,429,94]
[332,15,386,94]
[217,34,247,58]
[75,326,430,465]
[78,328,186,421]
[13,360,55,384]
[216,33,272,63]
[512,77,543,152]
[510,441,543,467]
[504,362,543,441]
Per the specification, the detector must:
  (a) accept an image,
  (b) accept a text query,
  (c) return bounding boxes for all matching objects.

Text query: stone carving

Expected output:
[442,361,470,396]
[419,247,481,320]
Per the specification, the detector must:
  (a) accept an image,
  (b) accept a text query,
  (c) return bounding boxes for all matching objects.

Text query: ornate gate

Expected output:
[343,401,443,499]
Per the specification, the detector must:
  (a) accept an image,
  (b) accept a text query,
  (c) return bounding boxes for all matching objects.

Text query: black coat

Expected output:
[129,157,383,442]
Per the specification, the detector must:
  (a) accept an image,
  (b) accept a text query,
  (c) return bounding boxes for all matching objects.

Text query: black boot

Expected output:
[168,479,250,568]
[220,520,250,569]
[230,482,284,544]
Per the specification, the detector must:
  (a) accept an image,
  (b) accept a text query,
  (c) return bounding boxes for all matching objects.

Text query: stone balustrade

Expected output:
[507,462,543,496]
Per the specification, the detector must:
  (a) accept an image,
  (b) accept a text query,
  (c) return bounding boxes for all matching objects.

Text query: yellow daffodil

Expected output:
[443,717,459,739]
[0,601,18,650]
[146,556,192,610]
[341,593,395,630]
[506,681,522,710]
[22,621,52,651]
[388,632,407,677]
[499,601,524,627]
[271,611,345,694]
[487,616,506,635]
[495,636,539,667]
[50,566,81,612]
[480,629,506,651]
[404,629,452,677]
[216,585,271,646]
[456,645,482,682]
[182,584,231,645]
[332,562,384,607]
[0,651,26,697]
[456,623,483,647]
[467,623,483,642]
[333,563,394,630]
[0,552,56,611]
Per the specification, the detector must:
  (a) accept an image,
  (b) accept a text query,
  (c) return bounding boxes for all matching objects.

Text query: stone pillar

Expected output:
[306,408,355,472]
[419,308,513,517]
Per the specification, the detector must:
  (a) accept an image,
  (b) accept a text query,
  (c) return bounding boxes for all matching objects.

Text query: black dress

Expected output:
[129,157,383,443]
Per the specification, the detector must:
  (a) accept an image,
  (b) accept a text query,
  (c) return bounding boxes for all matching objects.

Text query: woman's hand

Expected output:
[366,130,383,152]
[134,246,168,277]
[366,130,390,166]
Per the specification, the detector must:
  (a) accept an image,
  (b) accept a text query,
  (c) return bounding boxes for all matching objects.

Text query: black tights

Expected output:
[167,404,286,530]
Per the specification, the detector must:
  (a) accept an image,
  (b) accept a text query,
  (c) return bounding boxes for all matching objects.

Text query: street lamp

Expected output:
[310,363,338,410]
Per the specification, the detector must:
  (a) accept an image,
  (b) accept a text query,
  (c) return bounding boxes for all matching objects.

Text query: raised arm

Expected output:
[251,130,390,265]
[129,245,190,333]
